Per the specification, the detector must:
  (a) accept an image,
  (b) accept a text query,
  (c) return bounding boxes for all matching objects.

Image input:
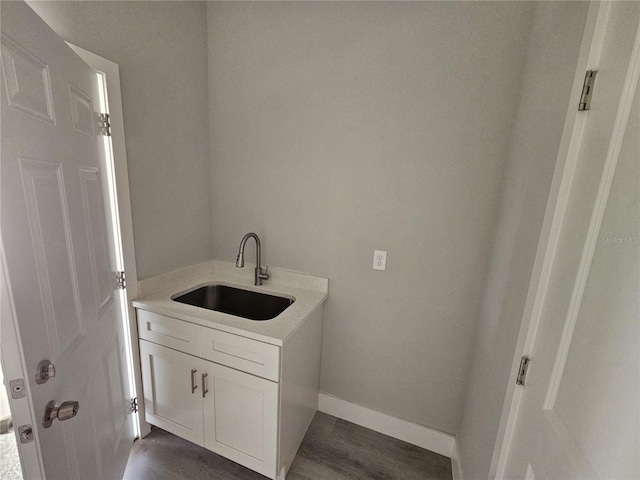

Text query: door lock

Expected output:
[43,400,79,428]
[1,417,34,443]
[18,425,34,444]
[36,360,56,384]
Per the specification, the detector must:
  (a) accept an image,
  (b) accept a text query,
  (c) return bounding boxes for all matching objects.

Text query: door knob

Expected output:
[43,400,79,428]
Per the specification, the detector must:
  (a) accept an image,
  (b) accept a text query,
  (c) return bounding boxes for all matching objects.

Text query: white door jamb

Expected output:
[489,3,612,477]
[67,44,150,438]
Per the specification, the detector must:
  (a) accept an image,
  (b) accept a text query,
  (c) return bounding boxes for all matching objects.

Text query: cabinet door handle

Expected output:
[191,369,198,393]
[201,373,208,398]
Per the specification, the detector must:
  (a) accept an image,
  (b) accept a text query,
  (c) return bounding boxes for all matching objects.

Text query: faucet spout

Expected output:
[235,232,269,286]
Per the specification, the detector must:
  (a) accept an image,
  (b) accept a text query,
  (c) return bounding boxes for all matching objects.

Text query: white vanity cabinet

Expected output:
[138,340,278,476]
[136,305,323,480]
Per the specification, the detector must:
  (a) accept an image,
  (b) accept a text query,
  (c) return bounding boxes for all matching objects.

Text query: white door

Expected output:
[502,2,639,479]
[1,2,135,479]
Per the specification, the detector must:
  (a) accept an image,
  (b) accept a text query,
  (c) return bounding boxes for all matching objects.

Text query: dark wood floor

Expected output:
[123,412,452,480]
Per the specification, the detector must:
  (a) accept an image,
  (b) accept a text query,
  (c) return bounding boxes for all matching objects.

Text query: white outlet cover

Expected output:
[373,250,387,270]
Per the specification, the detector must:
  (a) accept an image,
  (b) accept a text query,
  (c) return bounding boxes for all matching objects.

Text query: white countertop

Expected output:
[131,260,328,346]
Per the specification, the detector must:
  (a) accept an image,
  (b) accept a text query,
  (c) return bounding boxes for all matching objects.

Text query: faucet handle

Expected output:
[259,266,270,280]
[255,265,269,286]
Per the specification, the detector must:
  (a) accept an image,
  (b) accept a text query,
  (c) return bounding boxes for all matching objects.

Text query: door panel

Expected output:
[0,33,55,123]
[1,2,134,479]
[18,158,84,361]
[68,83,96,137]
[79,167,114,317]
[503,2,640,478]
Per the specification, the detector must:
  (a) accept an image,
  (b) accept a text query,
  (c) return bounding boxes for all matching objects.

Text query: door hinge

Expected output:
[116,271,126,290]
[516,356,531,386]
[578,70,597,111]
[130,397,138,414]
[98,113,111,136]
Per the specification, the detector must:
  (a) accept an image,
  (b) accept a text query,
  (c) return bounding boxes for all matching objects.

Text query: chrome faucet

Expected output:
[235,232,270,286]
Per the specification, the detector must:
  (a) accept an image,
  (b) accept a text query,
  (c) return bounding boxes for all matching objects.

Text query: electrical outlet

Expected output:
[373,250,387,271]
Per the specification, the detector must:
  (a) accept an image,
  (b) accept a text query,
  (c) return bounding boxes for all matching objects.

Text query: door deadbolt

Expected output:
[43,400,79,428]
[36,360,56,384]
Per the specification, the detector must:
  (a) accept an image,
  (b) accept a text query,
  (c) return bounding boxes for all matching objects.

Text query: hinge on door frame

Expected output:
[516,356,531,386]
[578,70,597,111]
[116,271,126,290]
[130,397,138,414]
[98,112,111,136]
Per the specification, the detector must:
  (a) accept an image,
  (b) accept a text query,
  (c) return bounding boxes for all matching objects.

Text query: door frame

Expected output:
[489,1,637,476]
[67,43,151,438]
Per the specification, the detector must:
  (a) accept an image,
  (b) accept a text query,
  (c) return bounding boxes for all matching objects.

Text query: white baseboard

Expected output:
[317,392,456,459]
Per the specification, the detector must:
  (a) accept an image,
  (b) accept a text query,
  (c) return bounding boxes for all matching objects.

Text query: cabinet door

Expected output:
[203,363,279,478]
[139,340,205,445]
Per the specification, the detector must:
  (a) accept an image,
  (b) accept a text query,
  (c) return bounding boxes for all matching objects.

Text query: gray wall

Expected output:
[27,0,589,445]
[458,2,589,477]
[28,1,213,279]
[208,1,533,434]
